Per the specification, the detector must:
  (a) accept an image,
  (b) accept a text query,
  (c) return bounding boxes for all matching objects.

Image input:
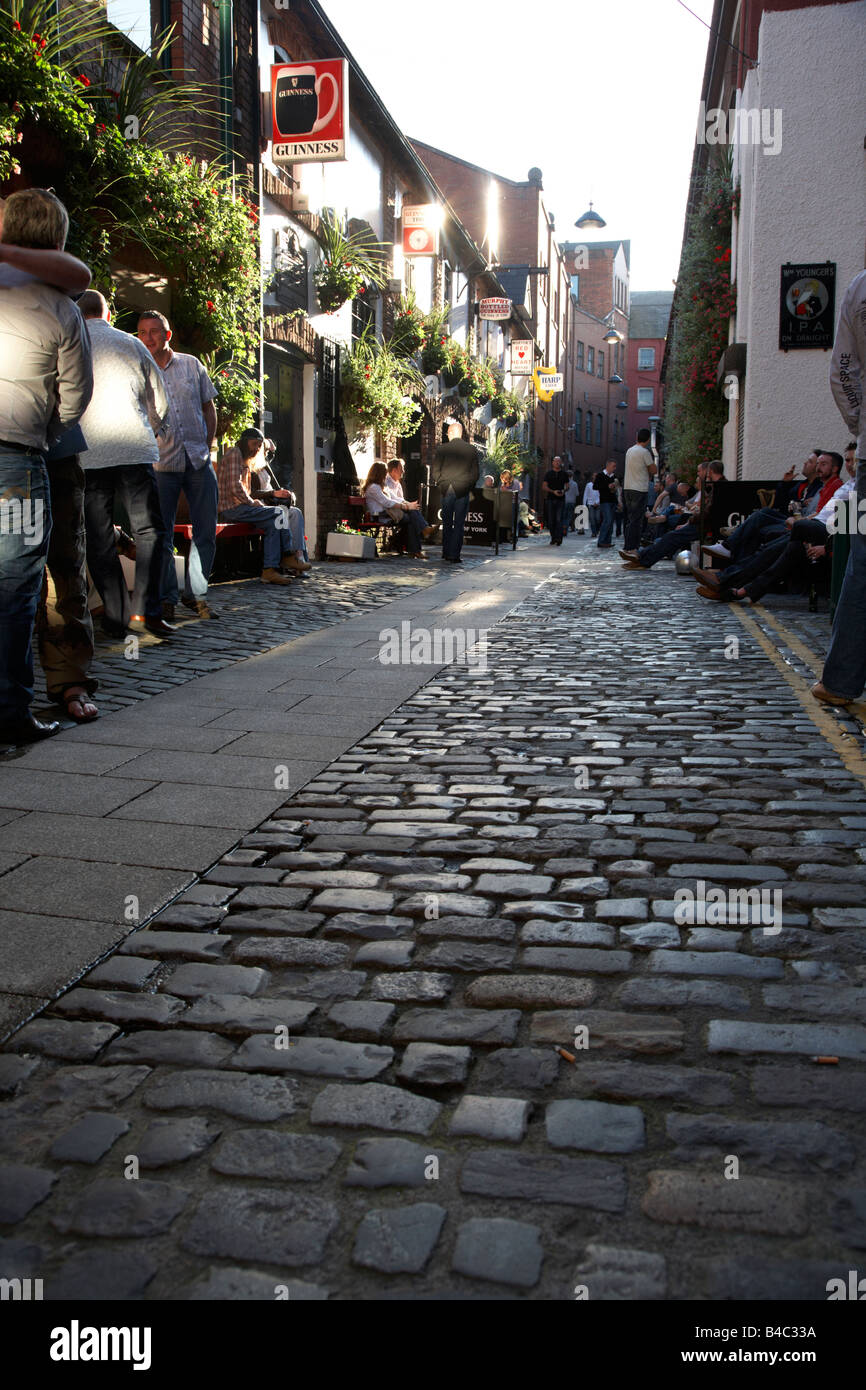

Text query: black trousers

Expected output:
[84,465,167,626]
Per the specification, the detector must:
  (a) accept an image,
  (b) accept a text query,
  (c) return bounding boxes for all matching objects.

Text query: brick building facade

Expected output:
[627,290,672,453]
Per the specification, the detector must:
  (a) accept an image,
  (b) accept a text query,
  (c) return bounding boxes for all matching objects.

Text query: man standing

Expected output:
[594,459,619,549]
[78,292,174,638]
[814,269,866,705]
[432,422,479,565]
[136,310,219,620]
[0,189,92,743]
[541,456,567,545]
[563,470,580,534]
[621,427,657,556]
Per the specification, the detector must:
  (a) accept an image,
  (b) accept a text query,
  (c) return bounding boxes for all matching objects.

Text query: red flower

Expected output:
[77,73,91,87]
[206,301,215,312]
[13,20,21,30]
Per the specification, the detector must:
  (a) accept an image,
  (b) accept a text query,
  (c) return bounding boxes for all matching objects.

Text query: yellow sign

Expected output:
[533,367,564,402]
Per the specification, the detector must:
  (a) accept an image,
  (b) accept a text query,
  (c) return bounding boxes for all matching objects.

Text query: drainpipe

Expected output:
[218,0,234,175]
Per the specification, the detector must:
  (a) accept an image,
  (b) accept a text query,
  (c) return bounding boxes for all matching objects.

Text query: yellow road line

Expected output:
[756,607,823,678]
[731,605,866,789]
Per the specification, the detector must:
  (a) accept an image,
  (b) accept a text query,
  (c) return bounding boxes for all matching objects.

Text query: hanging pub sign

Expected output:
[533,366,564,401]
[403,205,440,257]
[271,59,349,166]
[479,297,511,321]
[510,341,533,376]
[779,262,836,351]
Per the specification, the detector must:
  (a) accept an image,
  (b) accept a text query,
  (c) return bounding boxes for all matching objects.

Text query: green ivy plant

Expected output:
[0,4,262,435]
[663,152,737,478]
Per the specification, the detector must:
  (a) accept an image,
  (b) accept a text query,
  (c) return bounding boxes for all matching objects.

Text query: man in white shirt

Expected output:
[386,458,434,539]
[621,427,657,555]
[583,476,601,536]
[79,292,173,638]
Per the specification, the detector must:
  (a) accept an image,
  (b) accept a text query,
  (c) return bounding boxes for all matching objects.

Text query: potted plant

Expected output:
[325,519,377,561]
[313,215,388,314]
[340,331,423,442]
[389,290,426,358]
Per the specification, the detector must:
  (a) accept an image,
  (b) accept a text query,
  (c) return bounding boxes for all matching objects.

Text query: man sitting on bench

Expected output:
[217,428,311,586]
[386,458,435,543]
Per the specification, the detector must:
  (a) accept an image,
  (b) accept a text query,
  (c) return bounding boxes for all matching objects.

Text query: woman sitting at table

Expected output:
[364,461,427,559]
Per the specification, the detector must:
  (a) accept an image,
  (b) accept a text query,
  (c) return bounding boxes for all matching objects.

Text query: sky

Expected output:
[320,0,716,292]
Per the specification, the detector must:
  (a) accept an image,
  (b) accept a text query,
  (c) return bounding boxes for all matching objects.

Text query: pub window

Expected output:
[598,350,604,378]
[637,387,654,411]
[316,337,340,430]
[575,407,582,438]
[106,0,152,51]
[587,346,595,375]
[576,340,585,370]
[595,412,603,445]
[585,411,592,444]
[638,347,656,370]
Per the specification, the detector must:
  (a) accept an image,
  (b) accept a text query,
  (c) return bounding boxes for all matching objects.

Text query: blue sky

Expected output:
[321,0,716,291]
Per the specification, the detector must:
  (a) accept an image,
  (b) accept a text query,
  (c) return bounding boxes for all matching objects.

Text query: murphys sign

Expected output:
[271,59,348,165]
[533,366,563,401]
[479,297,511,321]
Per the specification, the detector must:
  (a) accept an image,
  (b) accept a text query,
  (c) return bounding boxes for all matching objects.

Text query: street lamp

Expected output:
[575,202,607,230]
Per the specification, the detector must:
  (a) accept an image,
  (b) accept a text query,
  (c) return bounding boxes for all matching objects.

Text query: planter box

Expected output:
[326,531,376,560]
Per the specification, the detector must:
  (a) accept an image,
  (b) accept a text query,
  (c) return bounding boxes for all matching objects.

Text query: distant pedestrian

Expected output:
[594,459,619,548]
[542,455,567,545]
[78,291,174,639]
[432,422,479,564]
[136,310,219,621]
[622,427,657,555]
[563,470,580,534]
[583,475,601,536]
[813,268,866,706]
[0,188,93,744]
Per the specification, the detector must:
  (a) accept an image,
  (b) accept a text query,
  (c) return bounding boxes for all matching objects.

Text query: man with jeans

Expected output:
[594,459,619,548]
[622,428,657,555]
[542,456,567,545]
[433,422,479,564]
[136,310,219,621]
[78,292,173,638]
[814,268,866,705]
[0,189,92,743]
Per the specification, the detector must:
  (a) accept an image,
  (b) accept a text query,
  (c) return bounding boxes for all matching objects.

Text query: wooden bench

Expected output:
[345,496,406,556]
[174,522,263,582]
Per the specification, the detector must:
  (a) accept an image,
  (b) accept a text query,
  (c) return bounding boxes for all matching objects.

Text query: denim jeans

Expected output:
[220,502,305,570]
[726,507,787,563]
[85,464,168,624]
[623,488,647,551]
[588,504,600,536]
[563,501,576,533]
[597,502,616,547]
[0,450,51,722]
[823,460,866,698]
[441,489,470,559]
[638,521,699,567]
[155,458,218,604]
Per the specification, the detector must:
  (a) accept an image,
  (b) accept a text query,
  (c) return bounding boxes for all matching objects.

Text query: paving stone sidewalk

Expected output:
[1,536,864,1301]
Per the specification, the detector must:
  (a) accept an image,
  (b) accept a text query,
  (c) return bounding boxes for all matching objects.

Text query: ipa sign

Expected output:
[271,59,348,166]
[779,262,836,351]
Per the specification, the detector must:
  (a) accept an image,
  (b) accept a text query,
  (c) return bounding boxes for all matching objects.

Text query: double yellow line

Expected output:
[732,606,866,788]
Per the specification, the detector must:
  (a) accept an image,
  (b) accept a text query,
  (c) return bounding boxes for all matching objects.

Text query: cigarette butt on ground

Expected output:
[556,1047,576,1064]
[810,1055,839,1064]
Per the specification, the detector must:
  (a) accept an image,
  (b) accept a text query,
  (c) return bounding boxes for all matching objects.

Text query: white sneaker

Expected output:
[703,542,731,559]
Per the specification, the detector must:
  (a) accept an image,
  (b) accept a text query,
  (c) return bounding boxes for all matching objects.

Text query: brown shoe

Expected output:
[421,526,437,540]
[695,585,726,601]
[282,553,311,573]
[262,567,294,585]
[621,560,645,570]
[690,565,720,587]
[618,549,638,560]
[811,681,853,706]
[181,596,219,619]
[162,601,176,623]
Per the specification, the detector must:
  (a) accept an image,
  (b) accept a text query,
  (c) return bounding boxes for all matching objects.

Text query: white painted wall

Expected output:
[731,1,866,480]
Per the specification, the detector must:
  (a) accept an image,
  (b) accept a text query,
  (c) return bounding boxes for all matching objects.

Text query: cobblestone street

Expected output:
[1,535,865,1302]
